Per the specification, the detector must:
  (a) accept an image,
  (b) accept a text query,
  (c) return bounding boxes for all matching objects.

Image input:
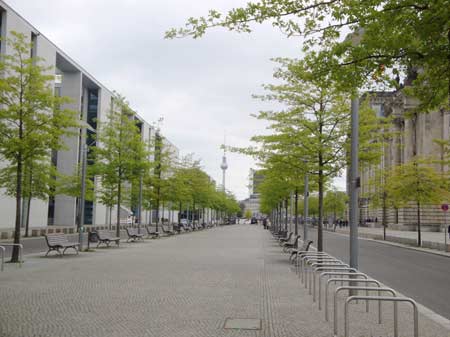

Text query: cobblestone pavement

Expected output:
[0,225,449,337]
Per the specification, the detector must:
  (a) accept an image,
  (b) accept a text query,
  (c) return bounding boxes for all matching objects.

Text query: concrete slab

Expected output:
[224,318,261,330]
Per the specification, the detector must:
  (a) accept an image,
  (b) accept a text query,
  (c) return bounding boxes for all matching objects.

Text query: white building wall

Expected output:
[0,4,57,229]
[0,1,182,231]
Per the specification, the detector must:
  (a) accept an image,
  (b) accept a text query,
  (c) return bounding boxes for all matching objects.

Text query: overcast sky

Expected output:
[7,0,341,200]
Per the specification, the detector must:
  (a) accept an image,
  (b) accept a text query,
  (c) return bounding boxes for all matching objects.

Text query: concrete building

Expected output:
[359,88,449,231]
[242,169,264,217]
[0,1,180,232]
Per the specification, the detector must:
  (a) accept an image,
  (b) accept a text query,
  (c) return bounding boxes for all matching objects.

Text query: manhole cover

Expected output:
[224,318,261,330]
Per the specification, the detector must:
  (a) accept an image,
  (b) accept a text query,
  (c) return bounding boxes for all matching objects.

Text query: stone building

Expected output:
[359,89,449,231]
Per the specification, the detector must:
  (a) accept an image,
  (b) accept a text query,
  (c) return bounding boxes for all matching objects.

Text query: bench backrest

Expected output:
[126,227,136,236]
[97,230,114,240]
[145,226,156,234]
[300,240,314,251]
[45,233,69,246]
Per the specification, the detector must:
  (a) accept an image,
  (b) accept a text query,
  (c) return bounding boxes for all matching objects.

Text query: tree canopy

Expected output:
[167,0,449,110]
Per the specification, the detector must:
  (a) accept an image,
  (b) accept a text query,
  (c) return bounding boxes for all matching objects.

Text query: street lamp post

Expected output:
[349,97,360,270]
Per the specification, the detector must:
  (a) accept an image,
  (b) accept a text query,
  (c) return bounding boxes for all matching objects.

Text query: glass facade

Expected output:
[83,89,98,225]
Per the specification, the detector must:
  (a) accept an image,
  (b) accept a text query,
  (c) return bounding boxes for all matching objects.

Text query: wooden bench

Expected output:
[45,233,80,256]
[145,226,160,239]
[162,225,175,236]
[172,224,182,234]
[279,232,293,245]
[282,235,300,252]
[126,227,144,242]
[289,240,314,263]
[96,230,120,247]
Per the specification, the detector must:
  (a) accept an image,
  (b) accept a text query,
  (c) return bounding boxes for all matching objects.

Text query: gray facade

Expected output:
[0,1,179,230]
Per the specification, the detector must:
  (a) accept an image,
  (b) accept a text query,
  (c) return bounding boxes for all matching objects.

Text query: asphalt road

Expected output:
[310,228,450,320]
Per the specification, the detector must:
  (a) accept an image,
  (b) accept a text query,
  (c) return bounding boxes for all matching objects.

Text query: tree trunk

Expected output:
[109,206,112,229]
[277,204,281,231]
[318,169,324,252]
[294,189,298,236]
[12,159,22,263]
[25,196,31,238]
[161,200,165,225]
[155,188,160,233]
[417,201,422,247]
[382,192,387,240]
[193,201,196,227]
[285,198,288,231]
[178,202,182,225]
[116,178,122,237]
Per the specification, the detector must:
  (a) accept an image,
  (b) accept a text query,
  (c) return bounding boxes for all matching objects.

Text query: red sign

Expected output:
[441,204,449,212]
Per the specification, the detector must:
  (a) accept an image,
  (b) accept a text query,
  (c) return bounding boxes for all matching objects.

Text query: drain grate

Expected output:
[224,318,261,330]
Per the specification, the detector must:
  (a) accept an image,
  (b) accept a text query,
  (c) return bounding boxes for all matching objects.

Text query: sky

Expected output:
[6,0,343,200]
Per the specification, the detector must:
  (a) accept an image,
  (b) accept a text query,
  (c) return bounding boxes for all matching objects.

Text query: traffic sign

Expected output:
[441,204,449,212]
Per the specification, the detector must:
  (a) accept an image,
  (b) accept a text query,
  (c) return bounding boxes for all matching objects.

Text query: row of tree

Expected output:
[167,0,450,250]
[0,32,240,262]
[92,97,240,237]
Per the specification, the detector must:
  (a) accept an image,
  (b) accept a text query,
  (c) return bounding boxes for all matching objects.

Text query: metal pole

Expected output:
[350,98,360,269]
[79,143,87,251]
[290,191,294,233]
[138,175,143,233]
[445,211,448,250]
[304,172,309,241]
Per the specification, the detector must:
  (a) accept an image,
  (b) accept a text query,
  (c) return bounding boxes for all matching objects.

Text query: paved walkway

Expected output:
[0,225,449,337]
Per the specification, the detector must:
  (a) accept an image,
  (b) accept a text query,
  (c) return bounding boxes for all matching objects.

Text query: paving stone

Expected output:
[0,225,448,337]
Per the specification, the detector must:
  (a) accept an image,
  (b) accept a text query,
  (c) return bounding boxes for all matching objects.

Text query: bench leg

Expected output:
[63,246,79,255]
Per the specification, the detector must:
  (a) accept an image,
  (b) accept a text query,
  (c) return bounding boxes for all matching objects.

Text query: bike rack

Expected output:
[302,259,345,288]
[297,252,330,279]
[334,286,397,336]
[326,277,379,322]
[317,270,360,310]
[301,257,341,284]
[311,265,350,299]
[0,243,23,271]
[344,296,418,337]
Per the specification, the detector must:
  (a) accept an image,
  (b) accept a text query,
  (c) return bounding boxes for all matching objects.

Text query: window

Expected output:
[31,32,37,58]
[0,10,4,54]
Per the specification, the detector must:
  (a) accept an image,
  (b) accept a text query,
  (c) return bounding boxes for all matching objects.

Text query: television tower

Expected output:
[220,135,228,191]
